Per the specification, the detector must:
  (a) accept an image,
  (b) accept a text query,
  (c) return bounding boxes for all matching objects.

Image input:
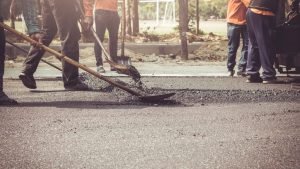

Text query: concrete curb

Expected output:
[5,42,203,58]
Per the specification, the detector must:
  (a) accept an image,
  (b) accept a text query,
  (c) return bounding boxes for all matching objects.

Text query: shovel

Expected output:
[0,22,175,102]
[118,0,131,66]
[90,28,141,82]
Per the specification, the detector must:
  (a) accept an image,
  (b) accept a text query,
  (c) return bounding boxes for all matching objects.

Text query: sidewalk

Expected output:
[4,62,229,79]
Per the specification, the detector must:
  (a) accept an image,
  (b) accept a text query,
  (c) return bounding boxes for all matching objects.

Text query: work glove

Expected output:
[30,32,44,48]
[82,16,93,32]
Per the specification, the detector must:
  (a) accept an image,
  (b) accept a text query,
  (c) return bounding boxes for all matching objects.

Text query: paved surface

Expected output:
[0,76,300,169]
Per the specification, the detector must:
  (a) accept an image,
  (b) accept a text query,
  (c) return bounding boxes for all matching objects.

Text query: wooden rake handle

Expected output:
[6,39,63,72]
[0,22,142,97]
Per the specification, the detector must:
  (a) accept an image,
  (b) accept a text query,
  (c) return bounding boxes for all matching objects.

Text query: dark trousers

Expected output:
[246,10,277,80]
[0,17,5,92]
[94,9,120,66]
[22,0,81,87]
[227,23,248,72]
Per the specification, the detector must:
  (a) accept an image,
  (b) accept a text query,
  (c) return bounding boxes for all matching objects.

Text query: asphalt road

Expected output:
[0,77,300,169]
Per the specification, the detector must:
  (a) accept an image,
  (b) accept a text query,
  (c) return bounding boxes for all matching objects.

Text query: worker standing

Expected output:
[226,0,250,77]
[246,0,280,83]
[83,0,120,73]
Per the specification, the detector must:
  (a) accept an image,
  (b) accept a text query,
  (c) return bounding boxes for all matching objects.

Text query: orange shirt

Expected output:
[227,0,251,25]
[83,0,118,17]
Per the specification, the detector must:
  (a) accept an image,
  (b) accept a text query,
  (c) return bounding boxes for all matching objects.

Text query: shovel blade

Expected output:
[116,56,132,66]
[139,92,175,102]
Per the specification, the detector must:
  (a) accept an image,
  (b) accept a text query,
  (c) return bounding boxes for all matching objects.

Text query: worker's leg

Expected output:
[94,9,108,67]
[0,17,5,93]
[22,0,57,76]
[19,0,57,89]
[250,12,277,80]
[246,10,262,79]
[227,23,241,73]
[50,0,81,87]
[107,11,120,63]
[0,16,17,105]
[237,24,249,74]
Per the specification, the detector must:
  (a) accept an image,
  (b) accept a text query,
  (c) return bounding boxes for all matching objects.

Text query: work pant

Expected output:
[246,9,277,80]
[0,17,5,92]
[94,9,120,66]
[22,0,81,87]
[227,23,248,72]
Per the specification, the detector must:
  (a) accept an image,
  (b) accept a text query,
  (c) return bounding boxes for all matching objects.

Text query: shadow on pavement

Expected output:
[13,100,185,109]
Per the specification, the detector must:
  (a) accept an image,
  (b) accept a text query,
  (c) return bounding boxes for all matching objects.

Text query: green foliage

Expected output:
[190,0,227,20]
[138,0,227,20]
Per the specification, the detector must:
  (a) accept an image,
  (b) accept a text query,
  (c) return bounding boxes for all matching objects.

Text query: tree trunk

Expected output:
[179,0,189,60]
[121,0,126,56]
[196,0,200,35]
[131,0,139,36]
[126,0,132,35]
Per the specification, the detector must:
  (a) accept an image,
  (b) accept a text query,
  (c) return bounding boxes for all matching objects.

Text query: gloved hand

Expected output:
[82,16,93,31]
[30,32,44,48]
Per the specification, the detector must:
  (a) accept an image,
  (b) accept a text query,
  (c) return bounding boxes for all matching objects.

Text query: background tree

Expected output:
[131,0,139,36]
[126,0,132,35]
[196,0,200,35]
[179,0,189,60]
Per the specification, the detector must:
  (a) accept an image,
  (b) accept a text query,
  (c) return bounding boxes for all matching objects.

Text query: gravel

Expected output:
[77,72,300,106]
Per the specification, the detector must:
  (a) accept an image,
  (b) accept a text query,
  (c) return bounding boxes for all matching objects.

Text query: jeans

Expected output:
[94,9,120,66]
[227,23,249,72]
[22,0,81,87]
[246,9,276,80]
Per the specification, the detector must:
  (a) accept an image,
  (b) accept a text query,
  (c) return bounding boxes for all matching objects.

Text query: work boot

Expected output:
[64,81,91,91]
[237,71,247,77]
[19,73,37,89]
[97,66,105,73]
[246,75,263,83]
[228,70,235,77]
[0,92,18,105]
[263,78,280,84]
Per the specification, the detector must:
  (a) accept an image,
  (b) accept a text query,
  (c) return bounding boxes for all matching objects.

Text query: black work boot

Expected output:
[228,70,235,77]
[246,75,263,83]
[237,71,247,77]
[64,80,90,91]
[0,92,18,105]
[19,73,37,89]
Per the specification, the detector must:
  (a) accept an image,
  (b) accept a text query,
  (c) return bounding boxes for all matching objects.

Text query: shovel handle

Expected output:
[0,22,142,97]
[90,28,114,63]
[6,39,63,72]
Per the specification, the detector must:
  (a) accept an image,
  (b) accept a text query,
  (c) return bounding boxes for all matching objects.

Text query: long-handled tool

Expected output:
[6,39,63,72]
[90,29,141,82]
[120,0,130,64]
[0,22,175,101]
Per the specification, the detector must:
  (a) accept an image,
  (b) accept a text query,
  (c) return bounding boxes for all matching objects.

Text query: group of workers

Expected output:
[0,0,291,105]
[227,0,280,83]
[0,0,119,105]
